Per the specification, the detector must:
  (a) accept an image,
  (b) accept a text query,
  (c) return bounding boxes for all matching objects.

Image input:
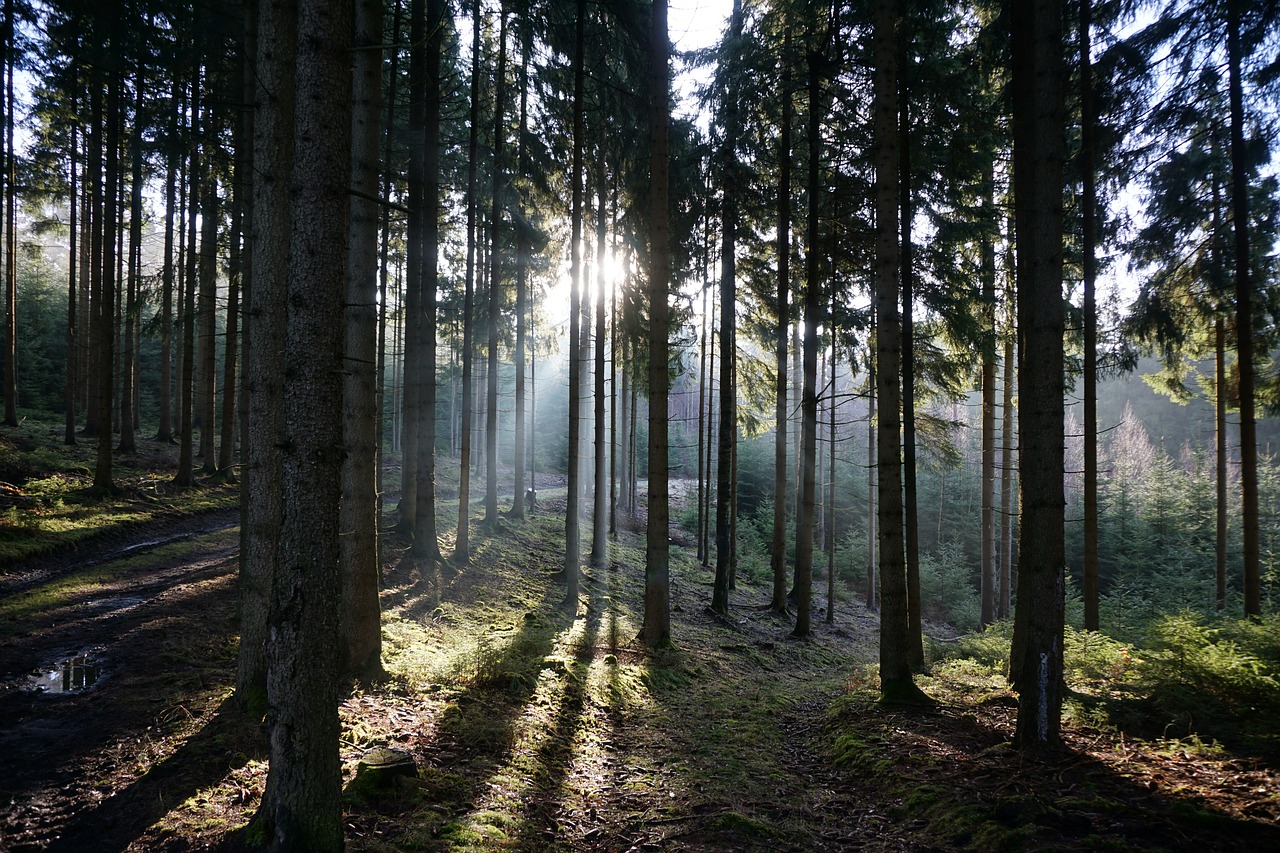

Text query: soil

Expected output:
[0,493,1277,852]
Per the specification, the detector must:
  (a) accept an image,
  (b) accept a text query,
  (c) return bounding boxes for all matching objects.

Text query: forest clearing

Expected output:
[1,429,1279,851]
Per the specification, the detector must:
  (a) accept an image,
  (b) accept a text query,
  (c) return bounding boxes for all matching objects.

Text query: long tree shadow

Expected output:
[0,559,250,850]
[828,693,1280,851]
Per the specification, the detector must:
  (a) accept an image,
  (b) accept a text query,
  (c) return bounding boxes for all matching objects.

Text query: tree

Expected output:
[254,0,351,845]
[642,0,671,650]
[712,0,744,616]
[1009,0,1067,748]
[484,2,508,528]
[770,10,793,616]
[238,0,291,714]
[564,0,586,608]
[340,0,385,680]
[874,0,919,703]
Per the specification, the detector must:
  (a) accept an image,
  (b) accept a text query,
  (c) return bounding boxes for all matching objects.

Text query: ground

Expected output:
[0,476,1278,851]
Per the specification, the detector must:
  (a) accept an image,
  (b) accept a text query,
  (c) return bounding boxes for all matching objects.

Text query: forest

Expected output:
[1,0,1279,849]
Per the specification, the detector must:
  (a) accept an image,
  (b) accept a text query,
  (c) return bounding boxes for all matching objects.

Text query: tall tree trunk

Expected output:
[591,147,609,565]
[643,0,672,649]
[999,219,1015,621]
[65,102,79,446]
[93,66,120,495]
[980,165,997,627]
[237,0,287,714]
[411,0,443,563]
[175,68,200,488]
[1081,0,1100,633]
[2,0,16,427]
[793,23,824,640]
[898,54,922,670]
[564,0,586,607]
[875,0,919,702]
[454,1,481,558]
[513,17,531,519]
[341,0,385,680]
[714,1,743,613]
[197,177,218,473]
[258,0,351,841]
[157,85,179,445]
[1216,316,1227,611]
[768,16,788,607]
[771,18,792,614]
[1227,0,1259,618]
[827,326,836,623]
[485,5,508,527]
[118,57,144,455]
[866,338,876,609]
[1009,0,1067,748]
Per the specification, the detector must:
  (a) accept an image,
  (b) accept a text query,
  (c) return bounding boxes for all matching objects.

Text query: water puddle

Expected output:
[30,653,103,694]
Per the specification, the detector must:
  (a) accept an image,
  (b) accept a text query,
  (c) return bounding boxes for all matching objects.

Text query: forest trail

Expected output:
[0,486,919,852]
[3,487,1278,851]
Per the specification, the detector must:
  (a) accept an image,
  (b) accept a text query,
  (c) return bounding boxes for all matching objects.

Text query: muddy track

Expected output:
[0,514,242,852]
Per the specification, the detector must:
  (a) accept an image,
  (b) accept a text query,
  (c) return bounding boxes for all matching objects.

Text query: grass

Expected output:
[1,416,237,567]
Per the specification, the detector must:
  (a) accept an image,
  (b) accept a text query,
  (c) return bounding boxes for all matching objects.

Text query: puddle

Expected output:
[30,654,103,694]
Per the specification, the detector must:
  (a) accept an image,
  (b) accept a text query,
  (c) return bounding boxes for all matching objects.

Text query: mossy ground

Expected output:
[2,433,1278,850]
[0,417,237,567]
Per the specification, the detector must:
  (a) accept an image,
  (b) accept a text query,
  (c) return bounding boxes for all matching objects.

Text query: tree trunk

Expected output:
[980,165,997,627]
[453,1,481,559]
[1216,316,1227,611]
[65,103,79,446]
[793,22,825,639]
[875,0,918,701]
[197,176,219,474]
[866,339,876,609]
[513,17,531,519]
[1009,0,1067,748]
[341,0,384,680]
[118,59,144,455]
[591,141,609,566]
[1227,0,1259,618]
[771,24,791,611]
[258,0,351,841]
[714,2,743,612]
[485,5,508,528]
[643,0,671,649]
[2,0,16,428]
[1081,0,1099,633]
[237,0,288,715]
[174,69,200,489]
[899,56,923,670]
[999,219,1015,621]
[564,0,586,607]
[411,0,443,564]
[93,68,119,495]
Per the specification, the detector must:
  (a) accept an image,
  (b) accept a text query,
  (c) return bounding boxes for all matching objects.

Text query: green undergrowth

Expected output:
[926,614,1280,759]
[1,418,237,567]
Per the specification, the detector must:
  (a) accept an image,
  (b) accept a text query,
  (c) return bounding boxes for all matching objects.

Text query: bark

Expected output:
[1081,0,1099,633]
[485,5,508,527]
[564,0,586,606]
[341,0,384,680]
[118,59,144,455]
[1216,317,1227,611]
[65,103,79,446]
[156,84,178,445]
[643,0,671,649]
[899,58,922,670]
[714,3,743,612]
[1227,0,1260,618]
[980,167,997,627]
[999,220,1015,621]
[412,0,443,563]
[197,177,219,473]
[513,18,531,519]
[591,143,608,566]
[237,0,289,714]
[792,25,823,640]
[866,340,876,609]
[1009,0,1067,748]
[2,0,15,427]
[93,66,119,495]
[454,1,481,559]
[259,0,351,840]
[875,0,916,700]
[174,69,200,489]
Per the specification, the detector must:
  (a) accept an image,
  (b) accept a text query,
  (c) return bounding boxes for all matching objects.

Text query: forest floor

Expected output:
[1,460,1278,850]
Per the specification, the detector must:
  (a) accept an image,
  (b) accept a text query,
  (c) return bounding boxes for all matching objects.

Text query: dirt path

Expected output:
[0,522,242,852]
